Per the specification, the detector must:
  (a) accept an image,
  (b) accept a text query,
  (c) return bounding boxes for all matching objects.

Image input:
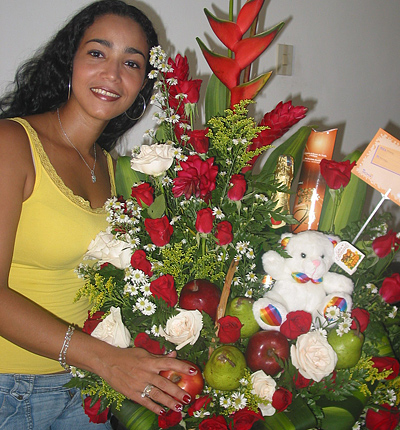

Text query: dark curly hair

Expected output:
[0,0,158,151]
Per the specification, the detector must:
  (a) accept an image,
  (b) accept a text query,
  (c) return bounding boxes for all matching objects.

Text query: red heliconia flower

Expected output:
[244,101,307,172]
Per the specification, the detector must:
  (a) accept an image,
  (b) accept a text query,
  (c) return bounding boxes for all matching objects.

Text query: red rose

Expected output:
[379,273,400,304]
[272,388,293,412]
[199,415,228,430]
[280,311,312,340]
[134,332,166,355]
[131,249,153,276]
[188,129,210,153]
[131,183,154,207]
[166,54,189,81]
[82,311,105,335]
[372,230,400,258]
[371,356,400,380]
[150,274,178,307]
[293,371,311,389]
[227,174,247,201]
[365,404,400,430]
[215,221,233,246]
[172,155,218,201]
[145,216,173,247]
[195,208,215,234]
[320,158,356,190]
[169,79,202,117]
[232,407,263,430]
[83,397,109,424]
[217,315,242,344]
[350,308,370,332]
[188,395,211,416]
[158,409,182,429]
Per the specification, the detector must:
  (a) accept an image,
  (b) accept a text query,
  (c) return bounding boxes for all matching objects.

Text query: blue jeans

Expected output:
[0,373,112,430]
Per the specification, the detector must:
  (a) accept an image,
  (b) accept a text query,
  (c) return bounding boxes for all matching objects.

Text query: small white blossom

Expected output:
[389,306,398,319]
[219,397,231,409]
[231,392,247,410]
[140,283,152,297]
[151,325,161,337]
[212,207,225,219]
[245,289,253,298]
[326,306,340,320]
[246,272,258,282]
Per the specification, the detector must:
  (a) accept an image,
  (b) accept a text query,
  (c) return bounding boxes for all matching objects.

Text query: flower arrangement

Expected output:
[67,2,400,430]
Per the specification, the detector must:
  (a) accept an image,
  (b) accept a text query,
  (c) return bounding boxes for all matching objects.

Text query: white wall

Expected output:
[1,0,399,227]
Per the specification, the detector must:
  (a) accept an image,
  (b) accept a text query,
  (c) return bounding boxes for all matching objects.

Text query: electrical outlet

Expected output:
[277,44,293,76]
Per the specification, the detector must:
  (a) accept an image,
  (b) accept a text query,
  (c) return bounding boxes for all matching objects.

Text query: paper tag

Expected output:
[352,129,400,207]
[334,241,365,275]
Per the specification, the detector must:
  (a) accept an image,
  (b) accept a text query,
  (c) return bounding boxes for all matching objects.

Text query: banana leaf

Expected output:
[115,156,145,200]
[110,400,158,430]
[205,73,230,123]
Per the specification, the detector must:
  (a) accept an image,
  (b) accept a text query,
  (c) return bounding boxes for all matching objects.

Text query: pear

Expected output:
[327,328,364,369]
[204,345,246,390]
[226,297,260,338]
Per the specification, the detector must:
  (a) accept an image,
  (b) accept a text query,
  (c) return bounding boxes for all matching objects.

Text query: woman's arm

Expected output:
[0,120,193,415]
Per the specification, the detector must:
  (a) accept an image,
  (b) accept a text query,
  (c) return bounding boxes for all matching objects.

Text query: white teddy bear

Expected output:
[253,230,354,331]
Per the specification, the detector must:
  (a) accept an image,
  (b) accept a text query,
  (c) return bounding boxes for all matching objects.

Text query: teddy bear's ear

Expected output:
[280,233,293,249]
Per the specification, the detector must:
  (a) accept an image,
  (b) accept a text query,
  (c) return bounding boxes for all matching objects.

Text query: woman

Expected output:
[0,1,194,428]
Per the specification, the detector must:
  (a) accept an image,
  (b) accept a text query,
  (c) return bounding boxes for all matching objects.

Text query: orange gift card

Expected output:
[353,129,400,207]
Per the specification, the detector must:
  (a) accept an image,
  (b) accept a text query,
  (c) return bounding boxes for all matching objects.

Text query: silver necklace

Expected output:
[56,108,97,183]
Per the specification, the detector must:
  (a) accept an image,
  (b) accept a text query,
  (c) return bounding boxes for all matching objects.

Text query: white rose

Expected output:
[131,144,174,177]
[91,306,131,348]
[291,331,337,382]
[159,309,203,350]
[250,370,276,416]
[85,230,131,269]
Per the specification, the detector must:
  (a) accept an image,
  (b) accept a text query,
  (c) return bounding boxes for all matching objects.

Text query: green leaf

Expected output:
[205,73,230,123]
[116,156,144,200]
[254,126,312,183]
[147,194,166,219]
[110,400,158,430]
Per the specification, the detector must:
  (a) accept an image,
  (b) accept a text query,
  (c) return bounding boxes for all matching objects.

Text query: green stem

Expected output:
[328,188,342,234]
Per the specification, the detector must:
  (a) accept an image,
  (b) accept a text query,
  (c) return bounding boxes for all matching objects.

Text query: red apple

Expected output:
[245,330,289,376]
[179,279,221,320]
[160,361,204,402]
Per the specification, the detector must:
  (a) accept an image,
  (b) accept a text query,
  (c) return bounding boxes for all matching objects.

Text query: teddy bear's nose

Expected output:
[312,259,321,268]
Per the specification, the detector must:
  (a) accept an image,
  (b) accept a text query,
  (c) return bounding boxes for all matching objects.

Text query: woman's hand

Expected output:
[77,337,197,415]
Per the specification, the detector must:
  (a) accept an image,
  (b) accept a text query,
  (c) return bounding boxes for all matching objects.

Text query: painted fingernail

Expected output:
[189,367,197,375]
[175,403,183,412]
[183,394,191,404]
[159,409,166,415]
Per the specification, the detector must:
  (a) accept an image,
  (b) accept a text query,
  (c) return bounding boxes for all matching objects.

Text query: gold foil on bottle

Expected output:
[271,155,294,228]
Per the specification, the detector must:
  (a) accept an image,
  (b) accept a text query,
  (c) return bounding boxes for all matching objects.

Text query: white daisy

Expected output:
[212,207,225,219]
[325,306,340,320]
[140,283,152,297]
[231,392,247,409]
[219,397,231,409]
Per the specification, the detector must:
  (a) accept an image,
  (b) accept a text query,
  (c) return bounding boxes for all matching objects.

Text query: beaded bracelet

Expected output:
[59,325,75,371]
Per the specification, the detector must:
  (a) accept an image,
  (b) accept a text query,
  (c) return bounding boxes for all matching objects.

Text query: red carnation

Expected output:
[320,158,356,190]
[131,182,154,207]
[172,155,218,201]
[372,230,400,258]
[83,397,109,424]
[217,315,242,344]
[134,332,166,355]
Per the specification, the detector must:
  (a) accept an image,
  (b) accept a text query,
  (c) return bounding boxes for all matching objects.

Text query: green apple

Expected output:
[204,345,246,390]
[327,329,364,369]
[226,297,260,338]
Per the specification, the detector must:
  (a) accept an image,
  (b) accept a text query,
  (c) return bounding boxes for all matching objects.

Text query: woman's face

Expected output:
[71,13,149,121]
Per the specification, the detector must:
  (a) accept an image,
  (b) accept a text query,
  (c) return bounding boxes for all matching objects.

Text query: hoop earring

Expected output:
[68,77,72,100]
[125,93,147,121]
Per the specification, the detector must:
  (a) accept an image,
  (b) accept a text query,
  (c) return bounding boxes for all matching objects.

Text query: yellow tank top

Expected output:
[0,117,116,374]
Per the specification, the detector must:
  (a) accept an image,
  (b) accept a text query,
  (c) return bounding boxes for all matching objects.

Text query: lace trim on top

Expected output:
[12,117,116,213]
